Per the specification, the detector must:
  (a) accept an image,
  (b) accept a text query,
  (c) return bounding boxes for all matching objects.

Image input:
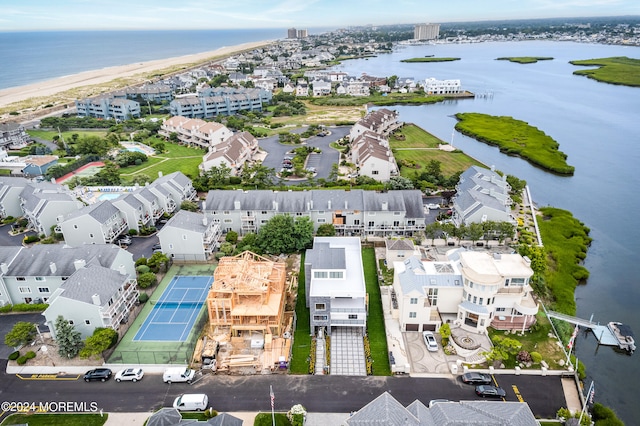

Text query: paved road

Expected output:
[0,358,565,419]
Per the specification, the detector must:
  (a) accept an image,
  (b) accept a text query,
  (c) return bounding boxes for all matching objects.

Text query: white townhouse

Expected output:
[311,79,332,97]
[393,249,537,333]
[350,130,398,182]
[199,132,258,176]
[385,238,420,266]
[112,193,152,233]
[349,108,402,140]
[452,166,516,226]
[423,77,462,95]
[203,189,426,237]
[75,96,141,120]
[304,237,366,336]
[19,182,83,236]
[0,244,135,307]
[56,200,128,247]
[156,210,222,261]
[295,81,309,97]
[44,263,139,339]
[0,176,31,219]
[159,116,232,148]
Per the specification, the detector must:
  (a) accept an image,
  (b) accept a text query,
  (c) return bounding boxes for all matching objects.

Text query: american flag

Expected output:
[589,385,595,404]
[270,385,275,410]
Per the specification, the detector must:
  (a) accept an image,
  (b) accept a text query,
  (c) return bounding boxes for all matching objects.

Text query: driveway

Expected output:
[0,313,49,359]
[0,226,30,247]
[405,331,450,374]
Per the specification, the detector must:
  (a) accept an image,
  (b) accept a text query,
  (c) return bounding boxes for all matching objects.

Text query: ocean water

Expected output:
[0,29,288,90]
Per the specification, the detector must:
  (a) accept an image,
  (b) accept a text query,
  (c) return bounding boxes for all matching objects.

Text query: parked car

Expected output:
[426,203,440,210]
[83,368,112,382]
[152,243,162,251]
[422,331,438,352]
[475,385,506,398]
[117,236,132,245]
[114,368,144,382]
[173,393,208,411]
[461,372,493,385]
[163,367,196,384]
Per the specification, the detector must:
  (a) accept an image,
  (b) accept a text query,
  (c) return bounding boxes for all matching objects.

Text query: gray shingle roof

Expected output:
[1,244,123,277]
[163,210,211,232]
[386,239,415,251]
[63,200,120,223]
[428,401,538,425]
[346,392,420,425]
[58,264,128,305]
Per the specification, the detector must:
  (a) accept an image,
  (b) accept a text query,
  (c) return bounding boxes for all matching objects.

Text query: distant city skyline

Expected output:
[1,0,639,31]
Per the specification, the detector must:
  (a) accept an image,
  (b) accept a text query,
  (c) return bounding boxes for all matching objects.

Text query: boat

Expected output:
[607,322,636,353]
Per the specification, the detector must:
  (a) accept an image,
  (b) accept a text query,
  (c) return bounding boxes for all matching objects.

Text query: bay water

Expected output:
[333,40,640,423]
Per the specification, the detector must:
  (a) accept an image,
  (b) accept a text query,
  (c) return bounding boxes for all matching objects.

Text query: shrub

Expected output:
[516,350,532,363]
[92,327,118,349]
[229,176,241,185]
[225,231,238,244]
[138,293,149,304]
[530,351,542,363]
[128,229,138,236]
[25,351,36,359]
[11,303,48,312]
[23,235,40,244]
[16,356,28,365]
[0,304,12,313]
[8,351,20,361]
[135,257,148,266]
[136,265,151,274]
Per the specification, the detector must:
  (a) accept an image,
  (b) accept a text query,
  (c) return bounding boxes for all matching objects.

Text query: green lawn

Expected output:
[119,139,205,182]
[362,247,391,376]
[290,252,311,374]
[254,413,291,426]
[27,129,107,141]
[395,149,484,177]
[454,113,575,175]
[391,123,442,148]
[1,413,107,426]
[570,56,640,87]
[496,57,553,64]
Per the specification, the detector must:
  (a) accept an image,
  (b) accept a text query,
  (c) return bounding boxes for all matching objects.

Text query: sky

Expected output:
[1,0,639,31]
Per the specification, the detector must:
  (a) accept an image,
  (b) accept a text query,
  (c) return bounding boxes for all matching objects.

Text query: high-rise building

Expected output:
[287,28,297,39]
[297,29,308,38]
[414,23,440,40]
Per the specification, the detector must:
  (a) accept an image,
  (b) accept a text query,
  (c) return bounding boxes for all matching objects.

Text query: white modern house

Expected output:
[304,237,366,336]
[157,210,222,261]
[393,249,537,333]
[423,77,462,95]
[452,166,516,226]
[44,263,139,339]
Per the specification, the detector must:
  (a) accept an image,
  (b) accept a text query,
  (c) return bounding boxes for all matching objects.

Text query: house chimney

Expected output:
[118,265,127,275]
[327,200,331,209]
[73,259,86,271]
[203,216,208,226]
[234,200,241,210]
[310,199,313,209]
[0,263,8,274]
[273,201,278,211]
[381,201,388,211]
[345,200,348,210]
[91,294,101,306]
[202,200,206,211]
[56,215,64,223]
[49,262,57,274]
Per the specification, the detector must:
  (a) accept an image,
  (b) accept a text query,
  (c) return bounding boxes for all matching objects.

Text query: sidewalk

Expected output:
[104,411,258,425]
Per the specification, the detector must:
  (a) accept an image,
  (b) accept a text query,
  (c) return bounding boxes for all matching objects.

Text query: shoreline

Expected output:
[0,39,274,115]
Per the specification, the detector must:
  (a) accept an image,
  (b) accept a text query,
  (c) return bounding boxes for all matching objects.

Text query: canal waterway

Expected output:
[333,40,640,423]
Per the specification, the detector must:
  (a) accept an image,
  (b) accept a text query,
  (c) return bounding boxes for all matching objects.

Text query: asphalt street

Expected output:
[0,362,565,418]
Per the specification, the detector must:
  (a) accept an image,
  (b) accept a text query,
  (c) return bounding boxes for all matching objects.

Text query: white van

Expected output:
[173,393,208,411]
[163,367,196,384]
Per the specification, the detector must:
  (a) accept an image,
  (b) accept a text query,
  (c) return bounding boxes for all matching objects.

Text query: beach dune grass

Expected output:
[400,57,460,63]
[569,56,640,87]
[496,57,553,64]
[454,112,574,175]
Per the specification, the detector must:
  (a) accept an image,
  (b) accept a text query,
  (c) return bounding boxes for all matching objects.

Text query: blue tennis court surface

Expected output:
[133,276,213,342]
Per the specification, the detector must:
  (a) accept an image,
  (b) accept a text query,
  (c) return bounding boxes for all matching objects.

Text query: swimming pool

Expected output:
[98,193,123,201]
[126,147,148,154]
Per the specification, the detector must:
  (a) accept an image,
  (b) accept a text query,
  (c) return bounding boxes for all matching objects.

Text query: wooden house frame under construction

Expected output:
[207,251,286,337]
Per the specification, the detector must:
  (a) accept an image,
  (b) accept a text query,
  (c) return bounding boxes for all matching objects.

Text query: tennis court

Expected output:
[133,276,213,342]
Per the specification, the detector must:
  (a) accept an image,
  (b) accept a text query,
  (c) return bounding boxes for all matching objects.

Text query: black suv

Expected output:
[83,368,112,382]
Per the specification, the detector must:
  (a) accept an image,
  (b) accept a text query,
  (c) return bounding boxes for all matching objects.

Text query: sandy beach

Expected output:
[0,39,272,114]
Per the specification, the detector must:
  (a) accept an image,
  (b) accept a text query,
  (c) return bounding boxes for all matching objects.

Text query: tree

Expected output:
[79,328,118,359]
[316,223,336,236]
[241,163,276,189]
[180,200,199,212]
[4,322,36,347]
[424,222,441,246]
[225,230,238,244]
[75,135,111,156]
[137,271,157,289]
[385,176,414,190]
[147,251,170,272]
[467,223,485,244]
[236,232,260,253]
[497,221,515,244]
[256,215,314,254]
[54,315,82,358]
[484,336,522,363]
